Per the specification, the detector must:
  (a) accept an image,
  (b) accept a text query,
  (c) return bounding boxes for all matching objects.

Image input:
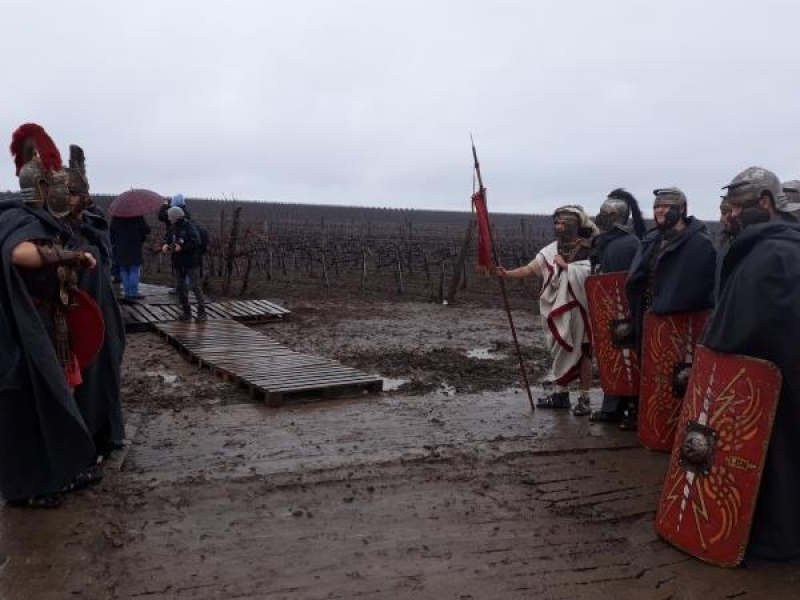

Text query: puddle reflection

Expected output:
[466,347,507,360]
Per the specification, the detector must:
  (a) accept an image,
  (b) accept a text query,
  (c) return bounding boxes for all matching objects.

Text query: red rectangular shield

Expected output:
[639,309,711,451]
[585,272,639,396]
[655,345,781,566]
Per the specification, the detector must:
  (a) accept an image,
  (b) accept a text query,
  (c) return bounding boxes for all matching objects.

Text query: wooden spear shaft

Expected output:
[471,139,535,411]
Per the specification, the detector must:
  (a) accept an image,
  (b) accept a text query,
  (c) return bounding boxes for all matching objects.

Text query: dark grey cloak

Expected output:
[703,220,800,564]
[0,199,96,501]
[65,206,126,452]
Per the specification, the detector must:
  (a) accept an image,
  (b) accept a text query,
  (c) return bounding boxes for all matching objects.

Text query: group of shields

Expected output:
[586,272,782,567]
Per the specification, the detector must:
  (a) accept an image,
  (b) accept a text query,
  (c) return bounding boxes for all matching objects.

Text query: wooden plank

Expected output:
[154,315,380,406]
[262,378,383,394]
[262,379,382,407]
[251,299,291,315]
[237,365,355,381]
[255,375,383,389]
[248,372,382,388]
[222,302,250,318]
[205,304,230,320]
[230,301,261,317]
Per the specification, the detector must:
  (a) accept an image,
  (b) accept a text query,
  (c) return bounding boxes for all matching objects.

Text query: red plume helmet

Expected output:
[9,123,63,176]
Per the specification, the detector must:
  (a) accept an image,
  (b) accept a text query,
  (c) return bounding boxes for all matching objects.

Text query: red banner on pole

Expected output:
[472,189,492,273]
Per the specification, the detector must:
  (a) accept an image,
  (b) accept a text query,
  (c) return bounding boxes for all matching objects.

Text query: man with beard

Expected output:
[497,205,594,414]
[624,188,716,430]
[701,166,800,564]
[715,197,735,300]
[588,188,644,423]
[1,124,102,508]
[63,145,126,458]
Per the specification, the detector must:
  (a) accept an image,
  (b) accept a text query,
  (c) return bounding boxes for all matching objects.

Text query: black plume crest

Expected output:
[69,144,86,174]
[607,187,645,238]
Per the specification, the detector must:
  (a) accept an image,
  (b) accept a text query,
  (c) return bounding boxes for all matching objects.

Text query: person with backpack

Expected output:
[158,193,208,281]
[161,206,207,321]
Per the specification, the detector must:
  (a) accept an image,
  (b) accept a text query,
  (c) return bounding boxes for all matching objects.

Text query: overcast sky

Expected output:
[2,1,798,218]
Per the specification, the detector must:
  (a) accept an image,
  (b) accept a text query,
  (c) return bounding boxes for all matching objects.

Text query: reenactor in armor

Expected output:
[585,189,644,425]
[657,167,800,565]
[0,124,104,508]
[497,205,594,415]
[63,145,127,458]
[625,188,715,440]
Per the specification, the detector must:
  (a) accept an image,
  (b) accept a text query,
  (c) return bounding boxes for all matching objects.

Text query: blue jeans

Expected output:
[120,264,141,298]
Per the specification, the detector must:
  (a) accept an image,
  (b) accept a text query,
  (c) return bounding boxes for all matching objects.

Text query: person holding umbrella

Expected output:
[107,189,162,301]
[110,214,150,301]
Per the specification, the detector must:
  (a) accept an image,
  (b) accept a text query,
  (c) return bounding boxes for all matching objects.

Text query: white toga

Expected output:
[531,241,592,385]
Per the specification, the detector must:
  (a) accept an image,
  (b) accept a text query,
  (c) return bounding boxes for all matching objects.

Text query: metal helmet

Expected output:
[652,187,687,207]
[598,188,645,237]
[721,166,782,210]
[781,180,800,213]
[66,144,91,215]
[652,187,687,231]
[9,123,70,218]
[553,204,585,222]
[67,144,89,198]
[600,197,630,223]
[553,204,597,239]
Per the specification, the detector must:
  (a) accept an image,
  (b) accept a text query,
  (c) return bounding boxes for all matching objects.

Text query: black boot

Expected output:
[536,390,571,409]
[572,394,592,416]
[619,401,638,431]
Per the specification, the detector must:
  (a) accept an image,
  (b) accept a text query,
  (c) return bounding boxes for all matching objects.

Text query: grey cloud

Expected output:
[2,0,799,218]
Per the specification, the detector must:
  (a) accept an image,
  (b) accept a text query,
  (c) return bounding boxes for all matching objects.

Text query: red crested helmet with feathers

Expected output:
[9,123,70,216]
[10,123,62,175]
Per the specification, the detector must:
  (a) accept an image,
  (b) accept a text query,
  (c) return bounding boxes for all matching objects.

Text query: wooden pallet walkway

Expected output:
[119,284,290,331]
[154,319,383,407]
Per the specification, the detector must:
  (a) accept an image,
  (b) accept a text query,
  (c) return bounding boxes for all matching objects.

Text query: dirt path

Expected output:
[1,296,798,599]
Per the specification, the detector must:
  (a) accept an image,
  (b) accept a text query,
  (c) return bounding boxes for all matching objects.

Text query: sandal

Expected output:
[62,465,104,493]
[6,492,64,509]
[536,391,571,409]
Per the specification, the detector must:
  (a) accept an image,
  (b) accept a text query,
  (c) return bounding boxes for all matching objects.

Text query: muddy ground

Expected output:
[1,284,799,599]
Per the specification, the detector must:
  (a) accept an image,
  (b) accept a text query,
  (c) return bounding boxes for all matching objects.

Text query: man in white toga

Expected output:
[496,205,595,415]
